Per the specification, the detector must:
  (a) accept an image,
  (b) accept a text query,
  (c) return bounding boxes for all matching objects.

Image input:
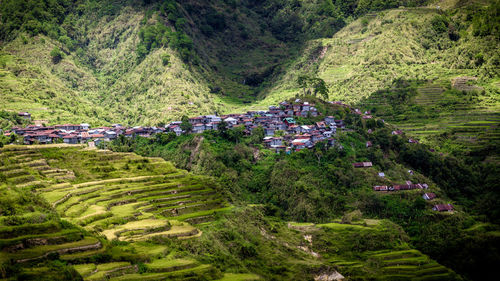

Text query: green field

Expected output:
[0,145,231,280]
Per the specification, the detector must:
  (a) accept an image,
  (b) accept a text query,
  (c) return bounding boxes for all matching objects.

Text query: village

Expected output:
[3,99,453,213]
[4,99,349,153]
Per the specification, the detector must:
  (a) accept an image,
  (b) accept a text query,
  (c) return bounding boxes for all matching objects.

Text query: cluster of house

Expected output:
[373,182,429,191]
[5,100,346,152]
[353,162,373,168]
[372,183,454,212]
[166,100,346,153]
[5,123,165,145]
[423,193,454,212]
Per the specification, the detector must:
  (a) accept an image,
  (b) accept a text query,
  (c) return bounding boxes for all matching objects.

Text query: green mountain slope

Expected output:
[263,0,499,102]
[256,0,499,157]
[4,0,480,124]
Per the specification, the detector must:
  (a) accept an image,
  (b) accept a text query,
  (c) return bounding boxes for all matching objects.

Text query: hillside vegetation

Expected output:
[1,143,466,280]
[106,97,500,280]
[0,0,454,126]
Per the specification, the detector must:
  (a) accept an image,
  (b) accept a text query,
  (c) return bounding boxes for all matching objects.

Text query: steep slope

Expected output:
[263,0,499,103]
[1,144,465,280]
[1,0,444,126]
[258,0,499,157]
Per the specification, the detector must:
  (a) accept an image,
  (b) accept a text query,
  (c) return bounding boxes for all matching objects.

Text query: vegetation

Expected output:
[0,0,499,280]
[105,96,500,280]
[4,0,496,127]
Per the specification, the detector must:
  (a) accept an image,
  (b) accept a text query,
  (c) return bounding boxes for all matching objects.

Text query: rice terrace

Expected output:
[0,144,239,280]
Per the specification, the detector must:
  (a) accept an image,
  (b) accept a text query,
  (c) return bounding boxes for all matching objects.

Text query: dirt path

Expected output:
[188,136,204,169]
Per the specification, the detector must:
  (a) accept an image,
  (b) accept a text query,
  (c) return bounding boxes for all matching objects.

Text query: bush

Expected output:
[161,53,170,66]
[50,47,64,64]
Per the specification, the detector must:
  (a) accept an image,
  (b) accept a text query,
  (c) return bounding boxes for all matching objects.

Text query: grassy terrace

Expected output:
[0,145,235,280]
[308,221,460,281]
[358,77,500,159]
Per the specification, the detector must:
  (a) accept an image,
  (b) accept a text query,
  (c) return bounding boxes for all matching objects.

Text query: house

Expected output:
[193,124,205,134]
[311,133,324,143]
[300,125,313,133]
[353,162,373,168]
[378,172,385,178]
[366,141,372,148]
[18,112,31,120]
[409,138,419,144]
[291,139,311,150]
[393,184,411,190]
[205,115,222,123]
[362,115,373,119]
[104,131,117,139]
[432,204,454,212]
[323,131,333,138]
[274,122,287,131]
[316,122,326,130]
[324,116,335,125]
[81,123,90,130]
[309,107,318,117]
[423,193,437,200]
[373,185,388,191]
[302,102,311,112]
[273,145,287,153]
[189,117,204,125]
[418,183,429,189]
[334,120,345,129]
[288,125,301,134]
[392,130,403,135]
[63,134,79,144]
[263,137,282,147]
[242,119,253,126]
[80,132,91,142]
[299,110,310,117]
[170,125,183,136]
[283,117,296,126]
[264,127,275,136]
[224,117,238,127]
[211,122,220,131]
[55,124,83,131]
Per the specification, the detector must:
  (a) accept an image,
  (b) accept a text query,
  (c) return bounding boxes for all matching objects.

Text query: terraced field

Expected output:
[0,145,258,280]
[306,221,461,280]
[359,78,500,158]
[327,249,457,281]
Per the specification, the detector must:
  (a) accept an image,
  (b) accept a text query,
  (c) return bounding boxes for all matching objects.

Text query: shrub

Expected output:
[161,53,170,66]
[50,47,64,64]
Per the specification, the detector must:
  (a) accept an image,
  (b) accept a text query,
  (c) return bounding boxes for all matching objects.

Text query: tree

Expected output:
[249,126,265,145]
[180,115,192,133]
[218,120,228,139]
[155,132,176,145]
[297,75,329,100]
